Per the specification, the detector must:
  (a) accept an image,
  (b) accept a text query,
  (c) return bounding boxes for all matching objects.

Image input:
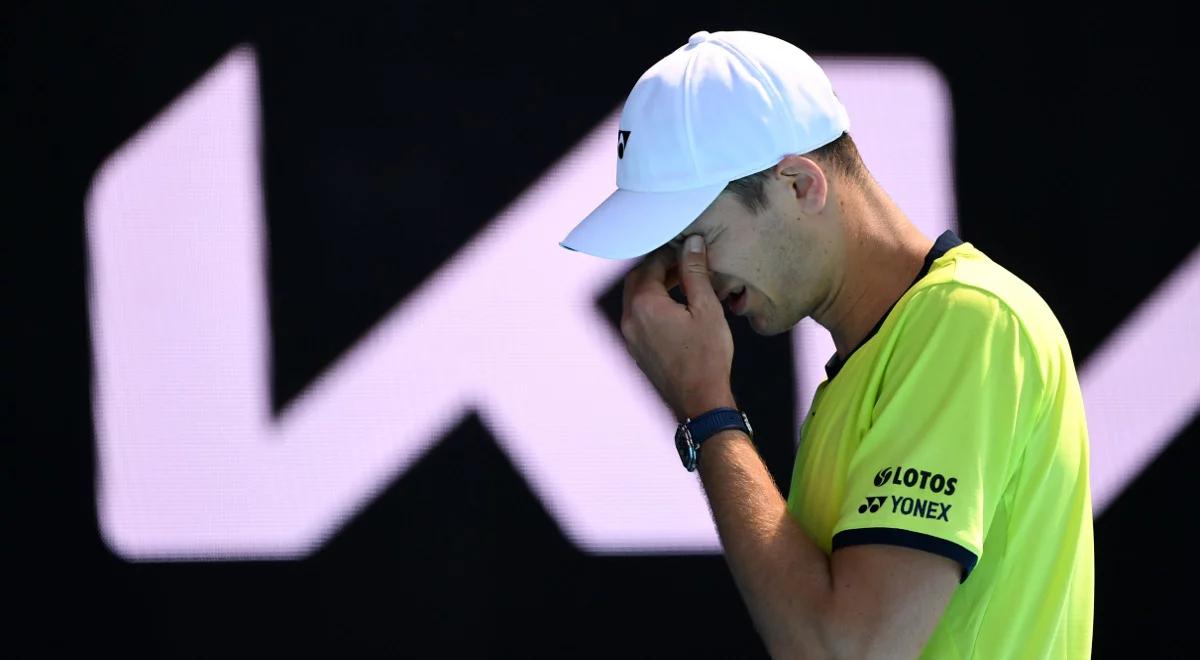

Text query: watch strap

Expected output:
[686,407,751,447]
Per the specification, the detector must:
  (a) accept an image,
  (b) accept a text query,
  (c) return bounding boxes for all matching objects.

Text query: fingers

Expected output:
[677,235,719,314]
[652,244,681,291]
[664,263,680,292]
[622,245,675,318]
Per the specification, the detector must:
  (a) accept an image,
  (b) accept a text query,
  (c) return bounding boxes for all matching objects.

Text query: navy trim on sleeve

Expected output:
[832,527,979,583]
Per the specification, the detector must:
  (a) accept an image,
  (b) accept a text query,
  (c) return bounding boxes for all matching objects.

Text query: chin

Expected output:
[746,306,807,336]
[748,314,788,337]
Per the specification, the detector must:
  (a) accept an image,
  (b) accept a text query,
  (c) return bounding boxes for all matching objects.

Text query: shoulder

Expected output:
[905,243,1071,351]
[888,242,1076,398]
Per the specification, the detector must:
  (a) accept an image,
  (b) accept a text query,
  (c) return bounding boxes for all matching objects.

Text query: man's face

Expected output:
[666,181,834,336]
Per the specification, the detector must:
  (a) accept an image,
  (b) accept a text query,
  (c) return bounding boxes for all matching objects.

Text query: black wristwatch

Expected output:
[675,407,753,472]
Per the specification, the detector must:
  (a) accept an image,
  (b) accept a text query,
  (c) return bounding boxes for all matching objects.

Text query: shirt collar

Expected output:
[823,230,965,381]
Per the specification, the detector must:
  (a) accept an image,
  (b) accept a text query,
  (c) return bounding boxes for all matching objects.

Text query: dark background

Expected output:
[5,0,1194,657]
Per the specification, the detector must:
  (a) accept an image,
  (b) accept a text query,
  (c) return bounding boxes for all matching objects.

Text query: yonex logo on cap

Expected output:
[617,130,631,159]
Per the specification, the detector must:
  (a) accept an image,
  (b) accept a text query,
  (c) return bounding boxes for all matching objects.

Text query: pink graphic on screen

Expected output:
[86,46,1199,560]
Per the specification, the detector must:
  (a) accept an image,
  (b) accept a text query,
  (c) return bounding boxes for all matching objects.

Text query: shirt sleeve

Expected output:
[831,282,1037,582]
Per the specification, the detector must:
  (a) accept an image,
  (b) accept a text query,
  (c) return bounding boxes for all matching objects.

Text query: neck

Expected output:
[811,181,933,358]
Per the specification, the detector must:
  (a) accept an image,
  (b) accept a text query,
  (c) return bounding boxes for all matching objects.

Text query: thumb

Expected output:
[679,235,719,312]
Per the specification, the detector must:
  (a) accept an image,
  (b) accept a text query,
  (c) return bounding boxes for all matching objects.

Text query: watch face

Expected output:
[675,425,695,469]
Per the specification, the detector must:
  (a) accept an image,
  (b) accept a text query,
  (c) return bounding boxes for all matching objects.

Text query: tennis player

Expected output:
[560,30,1093,659]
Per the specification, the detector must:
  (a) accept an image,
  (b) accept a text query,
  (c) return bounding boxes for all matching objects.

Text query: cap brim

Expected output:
[559,183,728,259]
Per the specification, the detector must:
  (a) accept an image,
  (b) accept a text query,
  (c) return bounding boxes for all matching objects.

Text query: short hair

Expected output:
[722,132,865,214]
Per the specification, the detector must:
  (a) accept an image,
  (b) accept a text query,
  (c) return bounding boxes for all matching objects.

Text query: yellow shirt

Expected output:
[787,233,1094,658]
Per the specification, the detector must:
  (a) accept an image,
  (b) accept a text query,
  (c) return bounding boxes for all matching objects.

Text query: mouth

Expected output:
[721,286,748,315]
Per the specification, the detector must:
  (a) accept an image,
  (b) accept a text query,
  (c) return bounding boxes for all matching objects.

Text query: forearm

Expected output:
[697,429,839,659]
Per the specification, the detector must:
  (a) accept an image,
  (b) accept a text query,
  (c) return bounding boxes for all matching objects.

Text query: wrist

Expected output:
[696,428,752,465]
[681,391,737,420]
[675,407,754,472]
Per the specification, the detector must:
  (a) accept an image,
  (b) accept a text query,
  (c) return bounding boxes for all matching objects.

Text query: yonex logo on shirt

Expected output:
[617,130,631,159]
[874,466,958,495]
[857,495,887,513]
[856,494,950,521]
[890,495,951,521]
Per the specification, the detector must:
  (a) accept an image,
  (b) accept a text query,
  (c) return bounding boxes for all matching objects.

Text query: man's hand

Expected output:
[620,234,736,420]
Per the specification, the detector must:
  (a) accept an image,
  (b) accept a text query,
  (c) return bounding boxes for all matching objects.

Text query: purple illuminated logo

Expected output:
[87,47,704,559]
[85,46,1199,561]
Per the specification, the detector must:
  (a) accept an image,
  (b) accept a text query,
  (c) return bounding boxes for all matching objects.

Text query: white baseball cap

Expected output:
[559,30,850,259]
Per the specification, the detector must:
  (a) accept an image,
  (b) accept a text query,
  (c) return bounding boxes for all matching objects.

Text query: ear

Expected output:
[775,155,828,215]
